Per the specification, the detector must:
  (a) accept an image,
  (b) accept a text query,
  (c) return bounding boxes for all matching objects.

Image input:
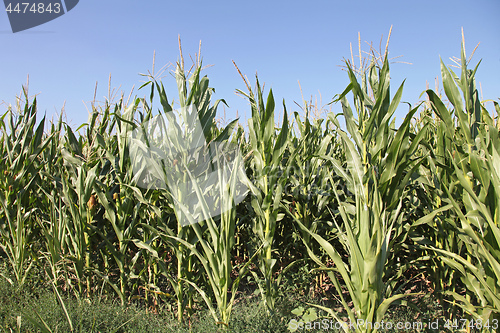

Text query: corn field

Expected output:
[1,36,499,332]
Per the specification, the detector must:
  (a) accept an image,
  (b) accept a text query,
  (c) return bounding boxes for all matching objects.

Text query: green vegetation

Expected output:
[1,34,499,332]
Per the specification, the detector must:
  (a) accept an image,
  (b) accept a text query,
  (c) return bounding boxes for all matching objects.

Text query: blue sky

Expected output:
[1,0,499,130]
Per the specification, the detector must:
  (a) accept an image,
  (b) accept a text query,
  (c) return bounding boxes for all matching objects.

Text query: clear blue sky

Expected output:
[1,0,499,129]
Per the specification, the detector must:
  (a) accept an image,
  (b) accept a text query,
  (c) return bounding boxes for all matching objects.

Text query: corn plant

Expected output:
[130,46,244,322]
[280,108,339,295]
[411,86,465,320]
[35,114,68,284]
[59,148,98,297]
[92,99,152,304]
[132,68,254,328]
[0,95,53,287]
[36,194,69,286]
[296,54,426,332]
[147,140,255,327]
[418,39,500,328]
[281,111,326,240]
[235,70,290,313]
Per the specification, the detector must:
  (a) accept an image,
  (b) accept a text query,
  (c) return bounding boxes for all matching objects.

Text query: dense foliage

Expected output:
[1,38,499,332]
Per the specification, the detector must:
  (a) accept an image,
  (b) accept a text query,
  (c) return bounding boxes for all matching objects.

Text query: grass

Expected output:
[0,264,461,333]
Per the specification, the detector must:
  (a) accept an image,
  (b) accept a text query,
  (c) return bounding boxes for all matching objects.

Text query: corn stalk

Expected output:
[417,38,500,329]
[0,95,53,287]
[235,71,290,313]
[297,54,426,333]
